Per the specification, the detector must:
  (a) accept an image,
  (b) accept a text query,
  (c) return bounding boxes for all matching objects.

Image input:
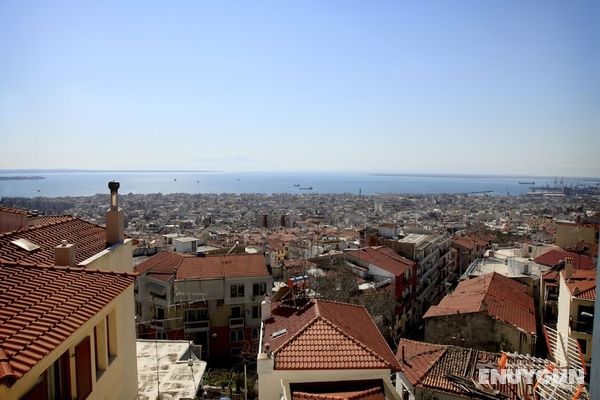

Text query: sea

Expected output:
[0,171,597,198]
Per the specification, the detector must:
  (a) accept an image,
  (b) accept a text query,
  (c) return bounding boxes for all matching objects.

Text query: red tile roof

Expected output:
[264,300,401,371]
[534,250,595,270]
[395,339,446,386]
[0,206,29,216]
[423,272,536,334]
[347,247,415,277]
[397,339,524,399]
[293,387,384,400]
[135,251,186,275]
[563,269,596,300]
[0,261,135,384]
[0,216,107,266]
[176,253,270,280]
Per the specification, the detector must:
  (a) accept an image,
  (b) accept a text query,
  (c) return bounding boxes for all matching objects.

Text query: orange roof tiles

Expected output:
[395,339,446,386]
[293,387,385,400]
[0,261,135,384]
[397,339,523,399]
[563,269,596,300]
[264,300,401,372]
[176,253,270,280]
[0,216,107,266]
[347,247,415,277]
[534,250,595,270]
[423,272,536,334]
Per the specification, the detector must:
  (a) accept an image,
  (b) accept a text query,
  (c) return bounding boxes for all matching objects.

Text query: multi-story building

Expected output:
[385,234,453,321]
[344,246,416,336]
[556,263,596,370]
[423,272,537,354]
[135,252,273,360]
[0,261,137,400]
[257,298,402,400]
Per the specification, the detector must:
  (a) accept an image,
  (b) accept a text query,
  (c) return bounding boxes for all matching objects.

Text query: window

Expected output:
[252,306,260,319]
[577,338,588,355]
[253,282,267,297]
[230,284,245,298]
[185,308,208,322]
[106,310,118,362]
[155,306,165,320]
[230,328,244,342]
[135,302,142,317]
[251,327,260,341]
[75,336,93,400]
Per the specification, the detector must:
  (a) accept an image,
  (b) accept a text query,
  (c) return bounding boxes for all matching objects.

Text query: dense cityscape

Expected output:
[0,183,597,399]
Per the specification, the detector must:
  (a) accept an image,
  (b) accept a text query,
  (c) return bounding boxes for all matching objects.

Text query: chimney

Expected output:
[106,181,124,246]
[261,294,272,321]
[565,257,574,280]
[55,240,76,267]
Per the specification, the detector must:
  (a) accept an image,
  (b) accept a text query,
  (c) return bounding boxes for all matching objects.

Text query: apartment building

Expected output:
[257,298,402,400]
[423,272,537,354]
[385,234,453,321]
[0,261,137,400]
[344,246,416,336]
[135,252,273,360]
[556,264,596,370]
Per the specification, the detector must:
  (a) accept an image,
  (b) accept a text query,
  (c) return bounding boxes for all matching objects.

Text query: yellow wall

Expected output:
[257,356,399,400]
[555,222,596,249]
[0,287,138,400]
[80,239,134,274]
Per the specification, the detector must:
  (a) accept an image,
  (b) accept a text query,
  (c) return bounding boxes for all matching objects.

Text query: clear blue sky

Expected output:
[0,1,598,176]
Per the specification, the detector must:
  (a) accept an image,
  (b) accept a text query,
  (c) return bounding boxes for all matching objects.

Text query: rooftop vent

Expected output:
[11,238,40,252]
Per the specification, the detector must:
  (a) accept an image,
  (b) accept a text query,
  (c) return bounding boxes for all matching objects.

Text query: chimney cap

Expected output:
[108,181,120,192]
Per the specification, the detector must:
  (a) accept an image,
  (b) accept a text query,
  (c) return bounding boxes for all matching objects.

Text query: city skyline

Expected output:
[1,1,598,177]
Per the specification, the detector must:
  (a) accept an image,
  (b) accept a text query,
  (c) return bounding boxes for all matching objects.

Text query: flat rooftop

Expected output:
[137,339,206,400]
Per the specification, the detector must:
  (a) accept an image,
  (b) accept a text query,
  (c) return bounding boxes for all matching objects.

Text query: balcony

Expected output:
[149,319,164,331]
[573,320,593,335]
[230,316,245,328]
[184,320,210,332]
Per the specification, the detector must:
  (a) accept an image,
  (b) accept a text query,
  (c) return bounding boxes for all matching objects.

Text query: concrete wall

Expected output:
[81,238,134,273]
[0,287,138,400]
[424,312,535,354]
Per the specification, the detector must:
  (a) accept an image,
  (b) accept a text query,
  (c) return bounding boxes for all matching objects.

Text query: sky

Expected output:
[0,1,598,177]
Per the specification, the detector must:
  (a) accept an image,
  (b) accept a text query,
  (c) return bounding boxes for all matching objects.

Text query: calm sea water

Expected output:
[0,171,594,198]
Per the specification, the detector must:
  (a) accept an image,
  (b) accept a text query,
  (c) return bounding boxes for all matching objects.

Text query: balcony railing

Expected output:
[230,317,245,328]
[573,320,593,334]
[184,320,210,331]
[149,319,164,330]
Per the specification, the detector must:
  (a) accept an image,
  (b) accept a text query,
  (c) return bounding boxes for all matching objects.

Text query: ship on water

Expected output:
[518,181,535,184]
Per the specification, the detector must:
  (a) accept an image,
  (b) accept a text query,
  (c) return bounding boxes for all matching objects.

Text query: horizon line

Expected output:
[0,168,598,180]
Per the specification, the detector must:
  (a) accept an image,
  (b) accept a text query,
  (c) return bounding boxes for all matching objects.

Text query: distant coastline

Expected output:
[0,176,45,181]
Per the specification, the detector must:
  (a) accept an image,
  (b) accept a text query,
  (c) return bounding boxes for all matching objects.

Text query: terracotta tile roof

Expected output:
[451,237,475,251]
[563,270,596,300]
[0,206,29,216]
[0,261,135,384]
[176,253,270,280]
[293,387,384,400]
[135,251,186,275]
[534,250,595,270]
[291,380,385,400]
[347,247,415,277]
[0,216,107,266]
[395,339,446,386]
[397,339,524,399]
[423,272,536,334]
[264,300,401,371]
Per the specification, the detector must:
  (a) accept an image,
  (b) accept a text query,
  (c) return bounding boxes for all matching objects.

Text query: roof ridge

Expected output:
[317,316,392,368]
[0,261,137,278]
